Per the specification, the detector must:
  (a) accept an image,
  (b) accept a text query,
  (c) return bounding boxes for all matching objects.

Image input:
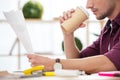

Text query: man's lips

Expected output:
[92,10,97,15]
[93,11,97,15]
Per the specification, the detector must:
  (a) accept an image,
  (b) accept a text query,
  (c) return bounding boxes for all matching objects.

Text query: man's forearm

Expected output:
[64,34,80,59]
[60,55,117,74]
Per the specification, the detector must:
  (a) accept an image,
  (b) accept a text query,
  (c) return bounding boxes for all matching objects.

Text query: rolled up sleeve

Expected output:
[80,37,100,58]
[105,42,120,70]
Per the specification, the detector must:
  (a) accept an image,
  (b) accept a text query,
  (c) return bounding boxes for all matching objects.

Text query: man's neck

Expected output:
[108,3,120,21]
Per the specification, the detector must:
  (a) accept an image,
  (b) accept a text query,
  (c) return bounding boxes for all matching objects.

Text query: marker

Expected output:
[43,71,55,76]
[98,71,120,77]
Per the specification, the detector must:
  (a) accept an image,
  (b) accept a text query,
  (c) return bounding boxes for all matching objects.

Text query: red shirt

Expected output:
[80,13,120,70]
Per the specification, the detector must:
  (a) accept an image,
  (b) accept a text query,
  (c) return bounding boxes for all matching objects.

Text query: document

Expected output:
[3,10,33,53]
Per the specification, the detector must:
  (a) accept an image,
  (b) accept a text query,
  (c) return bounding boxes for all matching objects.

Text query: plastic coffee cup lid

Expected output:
[78,6,89,18]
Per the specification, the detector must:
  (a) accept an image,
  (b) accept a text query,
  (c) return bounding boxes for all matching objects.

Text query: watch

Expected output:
[53,58,62,70]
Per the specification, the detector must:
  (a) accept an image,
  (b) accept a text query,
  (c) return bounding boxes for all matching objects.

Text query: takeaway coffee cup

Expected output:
[61,6,89,33]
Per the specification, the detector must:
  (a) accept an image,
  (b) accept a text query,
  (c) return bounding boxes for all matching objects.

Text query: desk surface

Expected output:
[1,71,120,80]
[18,75,120,80]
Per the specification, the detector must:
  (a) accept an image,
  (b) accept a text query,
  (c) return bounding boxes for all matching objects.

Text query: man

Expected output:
[27,0,120,74]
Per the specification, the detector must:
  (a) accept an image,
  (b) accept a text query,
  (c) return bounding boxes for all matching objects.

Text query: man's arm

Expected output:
[60,55,117,74]
[63,33,80,59]
[27,54,117,74]
[59,9,85,59]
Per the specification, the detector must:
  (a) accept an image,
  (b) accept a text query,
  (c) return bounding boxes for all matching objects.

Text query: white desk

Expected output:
[18,75,120,80]
[1,71,120,80]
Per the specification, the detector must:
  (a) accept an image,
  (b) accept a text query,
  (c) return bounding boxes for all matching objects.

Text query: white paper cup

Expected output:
[61,6,89,33]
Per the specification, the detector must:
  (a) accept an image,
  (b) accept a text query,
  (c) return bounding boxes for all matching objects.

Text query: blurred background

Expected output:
[0,0,106,72]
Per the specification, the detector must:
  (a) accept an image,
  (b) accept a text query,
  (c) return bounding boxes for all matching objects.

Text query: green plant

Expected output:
[22,0,44,19]
[62,37,83,51]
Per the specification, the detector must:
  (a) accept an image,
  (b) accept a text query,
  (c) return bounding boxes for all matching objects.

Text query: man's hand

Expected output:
[59,9,86,34]
[27,54,55,71]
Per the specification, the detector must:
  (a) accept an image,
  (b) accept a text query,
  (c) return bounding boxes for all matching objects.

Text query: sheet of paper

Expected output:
[3,10,33,53]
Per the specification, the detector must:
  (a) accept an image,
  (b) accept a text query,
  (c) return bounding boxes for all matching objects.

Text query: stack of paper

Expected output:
[3,10,33,53]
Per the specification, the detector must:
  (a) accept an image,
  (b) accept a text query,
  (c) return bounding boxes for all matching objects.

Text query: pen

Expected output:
[98,71,120,77]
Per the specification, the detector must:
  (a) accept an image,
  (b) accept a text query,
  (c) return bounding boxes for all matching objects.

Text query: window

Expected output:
[0,0,102,55]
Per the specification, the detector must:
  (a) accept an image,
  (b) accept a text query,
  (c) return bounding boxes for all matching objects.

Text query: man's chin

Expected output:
[96,16,105,20]
[96,15,105,20]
